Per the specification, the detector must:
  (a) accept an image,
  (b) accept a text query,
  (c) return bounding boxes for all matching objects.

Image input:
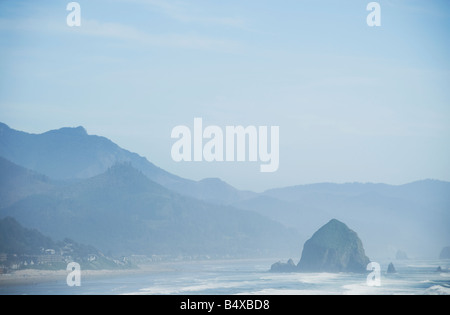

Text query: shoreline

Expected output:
[0,258,276,288]
[1,259,448,295]
[0,264,176,287]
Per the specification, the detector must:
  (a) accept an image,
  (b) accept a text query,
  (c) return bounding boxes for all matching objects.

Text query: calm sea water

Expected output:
[1,259,449,295]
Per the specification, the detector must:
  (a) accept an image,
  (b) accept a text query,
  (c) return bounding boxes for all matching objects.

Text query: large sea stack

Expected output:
[297,219,370,273]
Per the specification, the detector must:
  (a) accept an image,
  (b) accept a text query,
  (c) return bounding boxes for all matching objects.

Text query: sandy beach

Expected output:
[0,264,177,287]
[0,259,271,288]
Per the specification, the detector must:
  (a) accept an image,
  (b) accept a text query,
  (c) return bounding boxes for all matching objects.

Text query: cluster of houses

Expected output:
[0,244,98,274]
[0,250,220,274]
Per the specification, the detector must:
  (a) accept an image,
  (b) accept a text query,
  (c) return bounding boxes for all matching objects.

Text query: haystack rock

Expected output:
[297,219,370,273]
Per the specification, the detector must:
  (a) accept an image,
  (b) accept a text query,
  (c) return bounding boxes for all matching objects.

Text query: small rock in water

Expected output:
[270,259,297,273]
[387,263,397,274]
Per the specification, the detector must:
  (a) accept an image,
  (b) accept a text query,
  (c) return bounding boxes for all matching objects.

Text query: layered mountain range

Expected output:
[0,122,449,259]
[0,157,296,257]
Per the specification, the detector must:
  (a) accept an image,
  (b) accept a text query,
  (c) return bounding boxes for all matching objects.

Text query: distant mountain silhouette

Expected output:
[0,157,54,208]
[171,177,256,205]
[0,162,298,257]
[0,123,249,204]
[1,123,449,259]
[244,181,450,258]
[0,122,178,182]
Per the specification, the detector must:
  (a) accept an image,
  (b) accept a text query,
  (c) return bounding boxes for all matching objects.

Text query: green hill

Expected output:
[0,217,131,270]
[0,217,54,255]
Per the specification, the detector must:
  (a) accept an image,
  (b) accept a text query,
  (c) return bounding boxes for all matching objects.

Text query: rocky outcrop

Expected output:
[387,263,397,274]
[297,219,370,273]
[436,266,450,273]
[270,259,297,273]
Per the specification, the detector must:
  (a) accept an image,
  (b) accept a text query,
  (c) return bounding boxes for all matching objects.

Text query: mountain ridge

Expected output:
[1,122,449,259]
[0,159,298,257]
[0,157,54,208]
[0,122,250,204]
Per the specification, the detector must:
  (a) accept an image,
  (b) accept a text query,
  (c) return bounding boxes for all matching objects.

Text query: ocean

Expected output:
[1,259,449,295]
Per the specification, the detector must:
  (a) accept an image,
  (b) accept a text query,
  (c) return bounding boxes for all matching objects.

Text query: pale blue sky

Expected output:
[0,0,449,191]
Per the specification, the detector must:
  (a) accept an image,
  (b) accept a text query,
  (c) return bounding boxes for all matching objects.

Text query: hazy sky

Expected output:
[0,0,449,191]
